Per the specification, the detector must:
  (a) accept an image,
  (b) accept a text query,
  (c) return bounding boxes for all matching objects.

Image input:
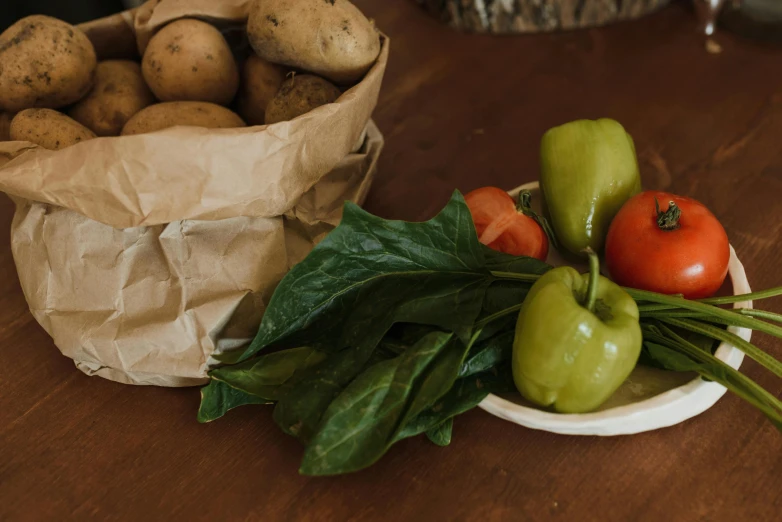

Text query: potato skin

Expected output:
[236,54,287,126]
[265,74,341,125]
[142,19,240,106]
[10,109,97,150]
[0,112,11,141]
[247,0,380,85]
[121,101,246,135]
[0,15,97,112]
[68,61,155,137]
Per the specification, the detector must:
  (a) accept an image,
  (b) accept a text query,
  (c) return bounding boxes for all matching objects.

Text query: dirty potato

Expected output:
[236,54,287,126]
[121,101,246,135]
[68,61,156,136]
[10,108,97,150]
[0,15,97,112]
[142,19,240,106]
[265,74,342,125]
[247,0,380,85]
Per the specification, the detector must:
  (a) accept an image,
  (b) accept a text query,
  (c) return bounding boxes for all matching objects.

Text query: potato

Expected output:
[0,15,97,113]
[0,112,11,141]
[68,61,155,137]
[10,109,96,150]
[142,19,239,106]
[236,54,287,126]
[121,101,246,135]
[247,0,380,85]
[265,75,342,125]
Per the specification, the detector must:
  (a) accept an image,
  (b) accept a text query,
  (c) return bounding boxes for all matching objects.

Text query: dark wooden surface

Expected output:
[1,2,781,520]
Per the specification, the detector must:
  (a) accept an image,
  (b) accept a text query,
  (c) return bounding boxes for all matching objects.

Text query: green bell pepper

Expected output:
[512,250,642,413]
[540,118,641,256]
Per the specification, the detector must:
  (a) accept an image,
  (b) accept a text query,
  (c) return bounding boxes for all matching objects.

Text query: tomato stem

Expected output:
[517,191,559,250]
[583,247,600,313]
[655,197,682,231]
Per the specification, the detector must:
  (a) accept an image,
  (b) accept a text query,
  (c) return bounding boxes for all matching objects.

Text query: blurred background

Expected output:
[2,1,781,43]
[1,0,143,30]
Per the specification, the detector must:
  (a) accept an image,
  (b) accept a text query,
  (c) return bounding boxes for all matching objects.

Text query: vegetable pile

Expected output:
[198,118,782,475]
[0,0,381,148]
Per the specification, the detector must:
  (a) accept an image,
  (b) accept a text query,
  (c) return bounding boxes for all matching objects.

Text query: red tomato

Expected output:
[464,187,548,260]
[605,191,730,299]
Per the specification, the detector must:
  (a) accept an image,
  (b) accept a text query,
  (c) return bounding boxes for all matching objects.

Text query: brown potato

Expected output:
[236,54,287,126]
[68,61,156,137]
[142,19,239,106]
[247,0,380,85]
[0,15,97,112]
[10,109,96,150]
[0,112,12,141]
[121,101,246,135]
[265,75,342,125]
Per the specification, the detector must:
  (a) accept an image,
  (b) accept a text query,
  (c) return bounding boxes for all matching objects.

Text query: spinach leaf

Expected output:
[460,330,515,378]
[299,331,468,475]
[238,192,493,363]
[210,347,327,400]
[272,345,377,443]
[480,245,551,275]
[398,363,516,440]
[197,380,268,423]
[197,348,329,423]
[425,418,453,447]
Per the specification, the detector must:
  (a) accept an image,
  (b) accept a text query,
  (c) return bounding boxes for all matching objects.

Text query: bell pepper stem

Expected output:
[583,248,600,313]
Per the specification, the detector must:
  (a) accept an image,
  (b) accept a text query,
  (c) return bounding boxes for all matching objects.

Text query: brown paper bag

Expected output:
[0,1,388,386]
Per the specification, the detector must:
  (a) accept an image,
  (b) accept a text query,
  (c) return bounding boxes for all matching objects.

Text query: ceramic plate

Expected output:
[478,182,753,436]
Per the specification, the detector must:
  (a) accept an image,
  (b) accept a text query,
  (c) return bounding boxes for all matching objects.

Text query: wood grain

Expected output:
[1,2,781,520]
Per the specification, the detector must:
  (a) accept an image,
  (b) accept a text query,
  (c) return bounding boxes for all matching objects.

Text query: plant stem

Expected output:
[583,248,600,313]
[637,303,680,313]
[661,317,782,378]
[700,287,782,304]
[489,272,540,283]
[739,308,782,324]
[646,324,782,425]
[517,191,559,251]
[475,303,524,329]
[623,287,782,340]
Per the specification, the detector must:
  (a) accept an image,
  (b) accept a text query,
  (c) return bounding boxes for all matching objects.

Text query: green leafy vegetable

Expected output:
[196,187,782,476]
[236,192,497,364]
[397,364,517,440]
[211,347,328,400]
[197,380,268,423]
[642,325,782,429]
[425,418,453,447]
[300,331,466,475]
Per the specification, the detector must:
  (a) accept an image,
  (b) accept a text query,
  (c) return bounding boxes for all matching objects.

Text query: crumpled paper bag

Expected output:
[0,1,388,386]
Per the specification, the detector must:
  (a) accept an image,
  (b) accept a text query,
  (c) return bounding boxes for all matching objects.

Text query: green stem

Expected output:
[517,191,559,251]
[645,306,782,339]
[655,198,682,231]
[645,325,782,425]
[490,272,540,283]
[489,272,782,307]
[624,287,782,340]
[475,303,524,329]
[700,286,782,305]
[661,317,782,378]
[738,308,782,324]
[583,248,600,313]
[637,303,681,313]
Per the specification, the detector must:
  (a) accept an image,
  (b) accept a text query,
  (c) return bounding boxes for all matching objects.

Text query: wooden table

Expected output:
[1,2,781,520]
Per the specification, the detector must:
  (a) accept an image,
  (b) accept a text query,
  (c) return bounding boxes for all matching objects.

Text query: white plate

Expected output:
[478,182,753,436]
